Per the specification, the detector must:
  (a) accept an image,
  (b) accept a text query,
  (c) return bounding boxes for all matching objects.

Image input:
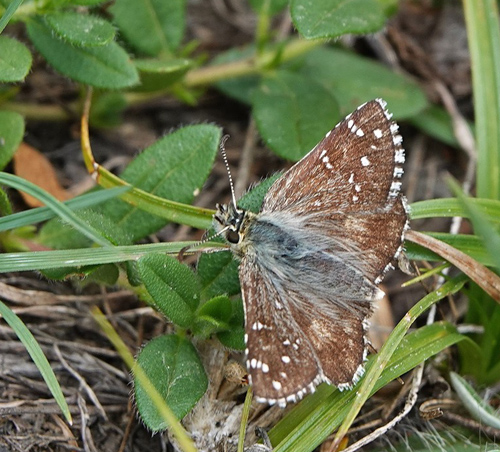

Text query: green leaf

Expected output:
[98,124,220,242]
[238,173,282,212]
[193,295,233,337]
[39,209,132,250]
[291,0,386,39]
[37,218,93,251]
[0,110,24,170]
[44,12,116,47]
[134,58,193,92]
[84,263,119,285]
[299,46,428,118]
[134,335,208,431]
[26,18,139,89]
[110,0,186,57]
[39,124,221,247]
[137,254,201,328]
[197,295,232,323]
[252,71,340,160]
[217,298,245,350]
[198,251,240,300]
[0,36,32,82]
[0,300,72,423]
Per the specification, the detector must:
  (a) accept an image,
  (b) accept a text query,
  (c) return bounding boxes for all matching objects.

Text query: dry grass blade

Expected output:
[406,230,500,302]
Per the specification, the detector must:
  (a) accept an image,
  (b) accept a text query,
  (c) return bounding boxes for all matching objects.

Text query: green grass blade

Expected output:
[270,321,467,451]
[449,178,500,271]
[0,0,23,34]
[0,241,227,273]
[0,186,130,232]
[0,172,111,246]
[331,275,467,449]
[463,0,500,199]
[410,198,500,223]
[450,371,500,429]
[0,299,72,424]
[91,307,197,452]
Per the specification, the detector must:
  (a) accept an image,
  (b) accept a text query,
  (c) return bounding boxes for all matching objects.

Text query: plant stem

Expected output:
[2,38,325,120]
[184,38,324,87]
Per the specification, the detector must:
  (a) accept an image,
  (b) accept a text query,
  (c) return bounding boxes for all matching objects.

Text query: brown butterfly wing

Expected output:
[261,99,408,281]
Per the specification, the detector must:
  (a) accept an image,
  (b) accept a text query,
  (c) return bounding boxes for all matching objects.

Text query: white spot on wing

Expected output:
[373,129,383,139]
[393,135,403,145]
[281,355,291,364]
[394,166,404,178]
[361,156,370,167]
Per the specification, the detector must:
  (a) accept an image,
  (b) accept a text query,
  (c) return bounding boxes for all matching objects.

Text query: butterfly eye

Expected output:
[226,229,240,244]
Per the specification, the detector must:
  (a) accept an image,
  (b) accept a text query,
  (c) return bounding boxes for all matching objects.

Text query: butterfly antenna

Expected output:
[220,135,238,209]
[178,227,230,262]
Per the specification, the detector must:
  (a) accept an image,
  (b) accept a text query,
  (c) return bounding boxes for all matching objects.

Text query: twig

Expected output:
[54,344,107,420]
[340,366,425,452]
[441,411,500,438]
[78,393,98,452]
[234,118,258,199]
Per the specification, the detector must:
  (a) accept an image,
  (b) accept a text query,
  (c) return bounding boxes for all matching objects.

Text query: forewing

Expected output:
[240,256,322,406]
[261,99,404,213]
[260,99,408,282]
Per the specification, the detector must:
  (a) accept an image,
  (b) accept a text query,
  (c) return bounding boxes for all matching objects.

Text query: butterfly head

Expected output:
[213,202,248,245]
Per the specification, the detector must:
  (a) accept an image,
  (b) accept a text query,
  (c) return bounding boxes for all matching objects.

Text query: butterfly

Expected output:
[213,99,409,407]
